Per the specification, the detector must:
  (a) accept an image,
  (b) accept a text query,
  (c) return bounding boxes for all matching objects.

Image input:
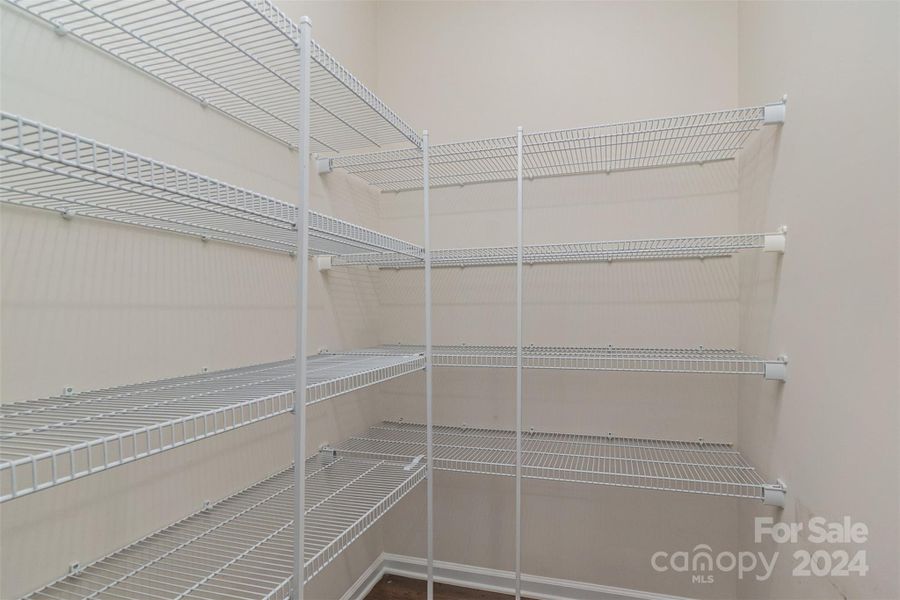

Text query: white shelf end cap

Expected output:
[763,479,787,507]
[316,255,333,272]
[764,96,787,125]
[764,226,787,253]
[316,157,333,174]
[764,355,788,381]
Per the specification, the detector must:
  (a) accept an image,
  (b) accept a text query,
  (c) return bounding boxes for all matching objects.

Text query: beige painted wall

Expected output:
[0,1,396,597]
[736,2,900,600]
[373,2,747,598]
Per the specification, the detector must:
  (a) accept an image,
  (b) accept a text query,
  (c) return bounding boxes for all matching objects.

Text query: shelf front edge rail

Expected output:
[328,421,787,506]
[332,229,787,268]
[0,353,424,502]
[334,345,788,381]
[327,100,786,191]
[4,0,420,152]
[23,456,426,599]
[0,112,423,258]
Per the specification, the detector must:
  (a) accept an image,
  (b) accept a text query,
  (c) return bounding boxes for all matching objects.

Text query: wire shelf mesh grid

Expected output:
[0,113,424,257]
[333,232,773,268]
[5,0,420,152]
[338,345,777,376]
[332,105,766,191]
[333,422,769,500]
[25,455,426,599]
[0,352,423,501]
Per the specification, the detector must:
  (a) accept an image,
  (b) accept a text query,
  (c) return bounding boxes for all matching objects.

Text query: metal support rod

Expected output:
[423,130,434,600]
[515,126,524,600]
[293,15,312,600]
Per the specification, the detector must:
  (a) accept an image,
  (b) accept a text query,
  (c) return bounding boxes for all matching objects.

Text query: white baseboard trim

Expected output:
[339,554,387,600]
[345,552,693,600]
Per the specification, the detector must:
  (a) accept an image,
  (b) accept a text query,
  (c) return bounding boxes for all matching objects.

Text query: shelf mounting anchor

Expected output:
[764,95,787,125]
[404,454,425,471]
[316,156,333,174]
[316,255,333,272]
[762,479,787,507]
[764,355,788,382]
[764,225,788,253]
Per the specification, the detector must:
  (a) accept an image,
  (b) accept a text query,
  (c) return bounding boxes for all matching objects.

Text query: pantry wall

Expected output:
[369,2,897,599]
[1,2,897,600]
[735,3,899,600]
[372,3,746,599]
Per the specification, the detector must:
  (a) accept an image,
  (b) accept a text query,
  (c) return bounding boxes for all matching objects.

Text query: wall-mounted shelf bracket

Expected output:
[764,355,788,381]
[764,226,788,253]
[762,479,787,507]
[318,444,338,458]
[404,454,425,471]
[316,255,333,271]
[764,96,787,125]
[317,157,333,174]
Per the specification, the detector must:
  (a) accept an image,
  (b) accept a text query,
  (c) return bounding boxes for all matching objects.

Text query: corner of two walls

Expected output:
[737,2,899,600]
[371,3,746,598]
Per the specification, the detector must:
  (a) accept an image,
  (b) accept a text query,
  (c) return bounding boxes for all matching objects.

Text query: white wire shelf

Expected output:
[337,345,787,379]
[333,230,787,268]
[5,0,420,153]
[328,102,785,191]
[0,352,424,502]
[330,421,784,502]
[0,113,424,257]
[25,455,425,599]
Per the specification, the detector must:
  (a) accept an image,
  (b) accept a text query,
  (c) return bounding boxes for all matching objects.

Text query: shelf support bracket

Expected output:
[764,355,788,382]
[762,479,787,507]
[764,96,787,125]
[316,157,333,175]
[404,454,425,472]
[764,226,787,253]
[316,255,333,272]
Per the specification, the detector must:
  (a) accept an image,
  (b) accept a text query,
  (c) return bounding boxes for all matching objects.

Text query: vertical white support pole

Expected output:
[515,126,524,600]
[423,130,434,600]
[293,16,311,600]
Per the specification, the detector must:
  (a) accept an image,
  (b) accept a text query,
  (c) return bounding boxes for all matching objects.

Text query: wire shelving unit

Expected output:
[0,4,426,598]
[330,422,785,503]
[0,352,423,502]
[0,113,424,258]
[338,345,788,379]
[333,230,787,268]
[3,0,421,153]
[327,102,785,191]
[24,454,426,599]
[2,0,793,594]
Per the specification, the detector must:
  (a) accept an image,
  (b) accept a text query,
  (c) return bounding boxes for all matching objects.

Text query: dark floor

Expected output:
[365,575,535,600]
